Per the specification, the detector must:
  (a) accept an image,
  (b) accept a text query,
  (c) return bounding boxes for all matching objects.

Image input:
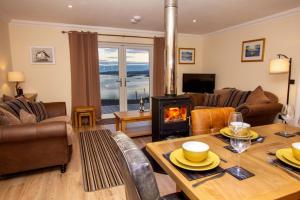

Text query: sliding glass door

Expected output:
[99,43,152,118]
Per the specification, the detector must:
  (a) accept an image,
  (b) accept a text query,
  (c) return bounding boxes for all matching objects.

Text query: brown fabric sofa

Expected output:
[0,102,72,176]
[182,87,283,126]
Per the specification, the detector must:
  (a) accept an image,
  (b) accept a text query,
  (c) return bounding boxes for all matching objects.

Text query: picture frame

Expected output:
[30,46,55,64]
[178,48,195,64]
[241,38,265,62]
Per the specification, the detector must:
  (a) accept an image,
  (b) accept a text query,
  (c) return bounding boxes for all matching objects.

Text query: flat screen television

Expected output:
[182,73,215,93]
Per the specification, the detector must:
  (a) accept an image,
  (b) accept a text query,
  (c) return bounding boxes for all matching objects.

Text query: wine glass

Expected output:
[228,112,251,176]
[228,112,244,134]
[280,104,295,136]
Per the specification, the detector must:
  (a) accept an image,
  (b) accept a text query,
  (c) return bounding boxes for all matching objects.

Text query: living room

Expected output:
[1,0,300,199]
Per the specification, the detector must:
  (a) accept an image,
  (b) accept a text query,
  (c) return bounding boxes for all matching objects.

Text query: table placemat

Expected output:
[273,159,300,175]
[224,145,238,153]
[226,166,255,180]
[275,132,296,138]
[163,153,224,181]
[213,134,265,145]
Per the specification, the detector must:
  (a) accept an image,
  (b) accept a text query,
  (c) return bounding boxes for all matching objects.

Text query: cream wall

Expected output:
[8,21,204,115]
[9,23,72,114]
[177,35,204,94]
[202,11,300,109]
[0,18,13,96]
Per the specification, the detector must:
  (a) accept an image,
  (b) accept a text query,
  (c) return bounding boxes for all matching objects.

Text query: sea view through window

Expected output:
[99,46,151,115]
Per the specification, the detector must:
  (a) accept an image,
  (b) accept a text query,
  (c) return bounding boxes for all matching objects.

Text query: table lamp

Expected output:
[8,71,25,96]
[269,54,295,104]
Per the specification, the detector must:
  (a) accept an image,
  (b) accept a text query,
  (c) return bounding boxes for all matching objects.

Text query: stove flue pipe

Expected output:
[164,0,178,96]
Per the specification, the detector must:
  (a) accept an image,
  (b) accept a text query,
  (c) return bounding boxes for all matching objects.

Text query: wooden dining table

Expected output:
[146,123,300,200]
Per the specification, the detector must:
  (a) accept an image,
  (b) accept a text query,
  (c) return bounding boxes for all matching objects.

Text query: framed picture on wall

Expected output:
[241,38,265,62]
[30,46,55,64]
[178,48,195,64]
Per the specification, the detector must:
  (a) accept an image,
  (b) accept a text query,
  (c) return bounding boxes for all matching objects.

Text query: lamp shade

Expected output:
[269,58,289,74]
[8,71,25,82]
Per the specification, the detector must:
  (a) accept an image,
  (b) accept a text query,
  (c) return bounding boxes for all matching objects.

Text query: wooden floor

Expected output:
[0,123,176,200]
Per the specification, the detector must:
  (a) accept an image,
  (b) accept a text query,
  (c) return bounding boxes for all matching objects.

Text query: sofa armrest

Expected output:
[43,102,67,118]
[236,103,283,117]
[0,121,67,143]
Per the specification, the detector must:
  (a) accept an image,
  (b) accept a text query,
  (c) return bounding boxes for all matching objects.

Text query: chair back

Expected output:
[191,107,235,135]
[110,131,160,200]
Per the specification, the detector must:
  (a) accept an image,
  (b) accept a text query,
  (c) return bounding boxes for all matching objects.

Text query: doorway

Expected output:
[99,43,153,118]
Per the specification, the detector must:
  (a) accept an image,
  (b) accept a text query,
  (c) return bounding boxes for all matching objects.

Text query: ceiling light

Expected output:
[192,19,197,23]
[68,4,73,8]
[130,19,137,24]
[133,15,142,21]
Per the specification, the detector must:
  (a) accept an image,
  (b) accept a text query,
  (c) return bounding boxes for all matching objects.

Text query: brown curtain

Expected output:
[68,31,101,118]
[153,37,165,96]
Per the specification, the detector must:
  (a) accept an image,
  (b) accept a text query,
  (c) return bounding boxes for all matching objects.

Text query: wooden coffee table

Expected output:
[114,111,152,134]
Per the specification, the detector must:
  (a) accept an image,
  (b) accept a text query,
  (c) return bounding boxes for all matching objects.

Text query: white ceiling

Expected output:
[1,0,300,34]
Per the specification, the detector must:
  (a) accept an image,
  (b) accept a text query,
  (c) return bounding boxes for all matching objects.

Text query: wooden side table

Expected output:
[114,111,151,132]
[74,106,96,128]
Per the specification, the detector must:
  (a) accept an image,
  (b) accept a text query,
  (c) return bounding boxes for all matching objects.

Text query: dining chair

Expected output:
[110,131,188,200]
[191,107,235,135]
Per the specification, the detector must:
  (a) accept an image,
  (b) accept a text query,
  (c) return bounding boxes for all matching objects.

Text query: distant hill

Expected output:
[100,62,149,76]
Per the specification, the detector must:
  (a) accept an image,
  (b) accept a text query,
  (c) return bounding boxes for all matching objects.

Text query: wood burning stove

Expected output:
[151,0,192,141]
[152,96,191,141]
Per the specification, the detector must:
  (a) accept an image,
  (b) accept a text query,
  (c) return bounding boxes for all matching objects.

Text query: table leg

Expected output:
[92,110,96,126]
[89,113,92,127]
[79,114,82,128]
[115,118,120,131]
[121,121,126,132]
[74,111,78,127]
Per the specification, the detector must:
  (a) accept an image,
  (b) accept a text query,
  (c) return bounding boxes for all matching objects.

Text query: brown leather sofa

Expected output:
[182,87,282,126]
[0,102,71,176]
[191,107,235,135]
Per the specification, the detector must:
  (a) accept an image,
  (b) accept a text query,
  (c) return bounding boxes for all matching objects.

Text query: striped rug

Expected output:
[79,129,124,192]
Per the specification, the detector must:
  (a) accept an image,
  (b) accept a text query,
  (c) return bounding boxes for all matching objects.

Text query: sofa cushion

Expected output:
[0,107,21,126]
[40,116,72,125]
[28,101,48,122]
[0,102,18,118]
[214,88,234,107]
[246,86,271,105]
[223,89,251,108]
[203,94,220,107]
[19,109,37,124]
[4,96,33,117]
[2,94,15,102]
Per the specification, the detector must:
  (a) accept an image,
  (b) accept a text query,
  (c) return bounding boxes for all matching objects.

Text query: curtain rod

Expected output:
[61,31,155,39]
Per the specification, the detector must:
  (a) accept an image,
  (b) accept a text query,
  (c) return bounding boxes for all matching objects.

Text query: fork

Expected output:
[267,158,300,181]
[192,171,226,187]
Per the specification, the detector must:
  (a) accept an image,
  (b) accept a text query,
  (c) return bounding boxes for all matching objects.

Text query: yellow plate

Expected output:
[276,148,300,169]
[172,148,214,167]
[277,148,300,167]
[170,150,220,171]
[220,127,259,140]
